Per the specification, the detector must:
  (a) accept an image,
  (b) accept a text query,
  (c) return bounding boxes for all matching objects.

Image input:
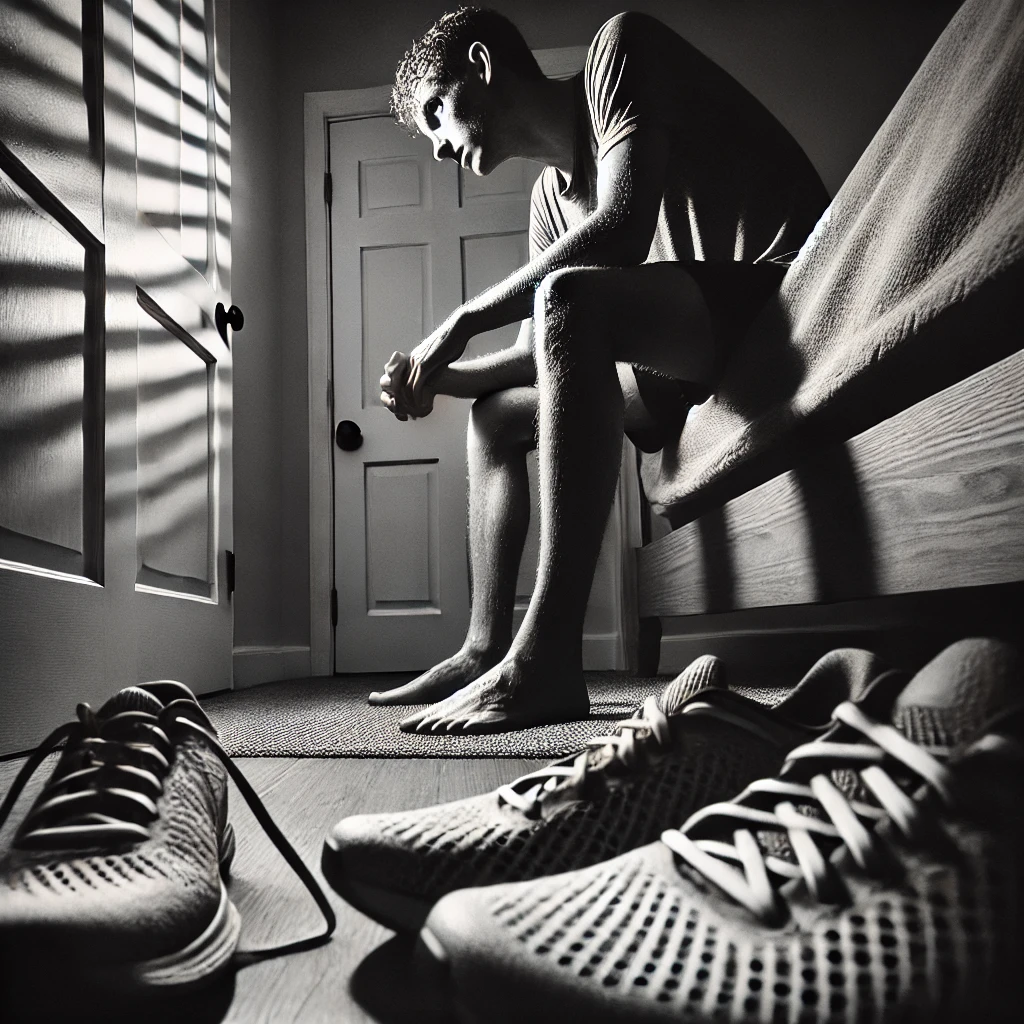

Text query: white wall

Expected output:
[230,0,962,665]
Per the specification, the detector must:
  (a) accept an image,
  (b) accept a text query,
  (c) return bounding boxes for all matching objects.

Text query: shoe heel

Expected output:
[135,883,242,989]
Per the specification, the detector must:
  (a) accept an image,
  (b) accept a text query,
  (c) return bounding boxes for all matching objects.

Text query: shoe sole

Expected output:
[86,822,241,994]
[321,839,431,932]
[133,880,242,988]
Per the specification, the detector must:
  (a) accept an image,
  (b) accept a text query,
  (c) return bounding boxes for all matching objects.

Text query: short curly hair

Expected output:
[391,7,544,134]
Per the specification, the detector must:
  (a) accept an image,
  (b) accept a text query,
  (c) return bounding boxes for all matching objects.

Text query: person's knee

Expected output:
[533,268,597,334]
[533,269,607,373]
[469,390,536,456]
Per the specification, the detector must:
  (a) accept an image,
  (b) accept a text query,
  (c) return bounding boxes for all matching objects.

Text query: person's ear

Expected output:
[467,41,492,85]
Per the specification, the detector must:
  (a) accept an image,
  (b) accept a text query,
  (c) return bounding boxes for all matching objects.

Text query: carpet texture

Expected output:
[204,673,788,759]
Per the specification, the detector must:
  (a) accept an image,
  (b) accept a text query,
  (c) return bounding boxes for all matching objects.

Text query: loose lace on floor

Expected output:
[0,698,335,959]
[497,691,790,817]
[661,700,954,925]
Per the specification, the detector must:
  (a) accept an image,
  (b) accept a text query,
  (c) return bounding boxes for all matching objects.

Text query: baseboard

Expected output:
[583,631,624,671]
[232,645,312,689]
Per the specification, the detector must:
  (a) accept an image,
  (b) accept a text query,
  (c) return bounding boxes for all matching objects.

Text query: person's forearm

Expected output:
[431,342,536,399]
[461,205,650,339]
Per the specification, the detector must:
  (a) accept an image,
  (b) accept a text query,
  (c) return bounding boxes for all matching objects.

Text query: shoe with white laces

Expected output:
[0,681,335,1006]
[324,649,892,932]
[420,638,1024,1024]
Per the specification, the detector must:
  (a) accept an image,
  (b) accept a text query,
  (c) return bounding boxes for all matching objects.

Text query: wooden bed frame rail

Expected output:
[636,347,1024,683]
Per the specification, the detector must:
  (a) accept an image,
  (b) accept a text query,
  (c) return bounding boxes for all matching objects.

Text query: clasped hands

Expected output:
[379,313,470,421]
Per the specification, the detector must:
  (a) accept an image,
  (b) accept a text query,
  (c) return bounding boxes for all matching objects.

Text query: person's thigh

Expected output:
[540,262,715,384]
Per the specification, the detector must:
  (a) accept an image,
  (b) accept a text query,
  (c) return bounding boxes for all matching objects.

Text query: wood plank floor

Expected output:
[0,747,547,1023]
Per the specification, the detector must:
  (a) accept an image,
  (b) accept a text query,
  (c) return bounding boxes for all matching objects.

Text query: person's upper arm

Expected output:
[585,13,677,263]
[592,129,672,264]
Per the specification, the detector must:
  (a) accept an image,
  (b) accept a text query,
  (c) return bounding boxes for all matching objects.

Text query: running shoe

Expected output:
[0,681,335,1004]
[324,649,892,932]
[421,638,1023,1024]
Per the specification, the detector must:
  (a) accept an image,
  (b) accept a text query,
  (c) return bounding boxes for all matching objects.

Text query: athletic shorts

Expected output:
[626,260,787,453]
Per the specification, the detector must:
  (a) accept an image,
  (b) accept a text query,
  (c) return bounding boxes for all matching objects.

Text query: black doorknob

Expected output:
[215,302,244,344]
[335,420,363,451]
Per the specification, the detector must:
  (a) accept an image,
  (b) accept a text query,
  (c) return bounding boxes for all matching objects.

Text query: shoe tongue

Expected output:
[659,654,723,715]
[891,638,1021,747]
[687,639,1022,879]
[97,686,165,720]
[773,648,889,726]
[575,656,723,777]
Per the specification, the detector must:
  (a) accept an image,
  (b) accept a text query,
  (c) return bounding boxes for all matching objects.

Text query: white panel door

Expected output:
[0,0,232,754]
[330,114,626,673]
[329,115,507,671]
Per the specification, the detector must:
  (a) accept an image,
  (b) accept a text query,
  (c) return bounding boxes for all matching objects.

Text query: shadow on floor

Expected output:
[350,933,457,1024]
[2,971,236,1024]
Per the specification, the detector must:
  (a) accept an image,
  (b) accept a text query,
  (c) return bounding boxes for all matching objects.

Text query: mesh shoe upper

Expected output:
[1,681,335,993]
[423,638,1024,1024]
[0,684,230,965]
[327,651,887,919]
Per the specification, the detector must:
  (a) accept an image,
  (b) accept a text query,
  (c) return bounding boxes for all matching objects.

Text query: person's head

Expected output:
[391,7,544,175]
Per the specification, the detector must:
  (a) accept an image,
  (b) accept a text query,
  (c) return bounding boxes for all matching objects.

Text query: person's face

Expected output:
[414,47,499,176]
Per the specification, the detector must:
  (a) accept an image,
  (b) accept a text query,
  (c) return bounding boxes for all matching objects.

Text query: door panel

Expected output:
[133,0,181,252]
[0,0,104,238]
[359,155,425,214]
[364,460,440,613]
[461,230,530,359]
[331,115,474,671]
[360,243,432,408]
[460,159,536,205]
[0,169,102,579]
[136,297,216,598]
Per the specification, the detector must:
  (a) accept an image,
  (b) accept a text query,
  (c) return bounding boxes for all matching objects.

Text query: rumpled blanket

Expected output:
[643,0,1024,522]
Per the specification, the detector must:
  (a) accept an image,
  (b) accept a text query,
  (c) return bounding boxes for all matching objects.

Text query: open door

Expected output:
[0,0,233,754]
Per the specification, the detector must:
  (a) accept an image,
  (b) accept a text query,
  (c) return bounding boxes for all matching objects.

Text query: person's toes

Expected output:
[398,710,426,731]
[408,711,440,733]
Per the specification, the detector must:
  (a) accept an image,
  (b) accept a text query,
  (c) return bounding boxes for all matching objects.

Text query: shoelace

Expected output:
[0,699,336,960]
[660,700,954,925]
[497,692,790,816]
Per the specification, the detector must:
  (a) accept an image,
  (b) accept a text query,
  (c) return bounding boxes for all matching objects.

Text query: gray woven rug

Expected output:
[204,673,789,759]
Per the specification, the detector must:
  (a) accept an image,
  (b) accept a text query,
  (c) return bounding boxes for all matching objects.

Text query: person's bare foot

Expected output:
[368,647,504,706]
[398,655,589,734]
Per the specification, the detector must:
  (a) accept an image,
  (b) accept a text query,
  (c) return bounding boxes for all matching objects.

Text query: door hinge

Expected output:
[324,171,333,206]
[226,549,235,598]
[330,587,338,627]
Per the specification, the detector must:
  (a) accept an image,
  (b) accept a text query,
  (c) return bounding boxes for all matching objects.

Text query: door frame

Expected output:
[304,46,641,677]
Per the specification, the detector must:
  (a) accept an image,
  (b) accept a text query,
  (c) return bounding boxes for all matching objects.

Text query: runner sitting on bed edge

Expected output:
[372,7,829,734]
